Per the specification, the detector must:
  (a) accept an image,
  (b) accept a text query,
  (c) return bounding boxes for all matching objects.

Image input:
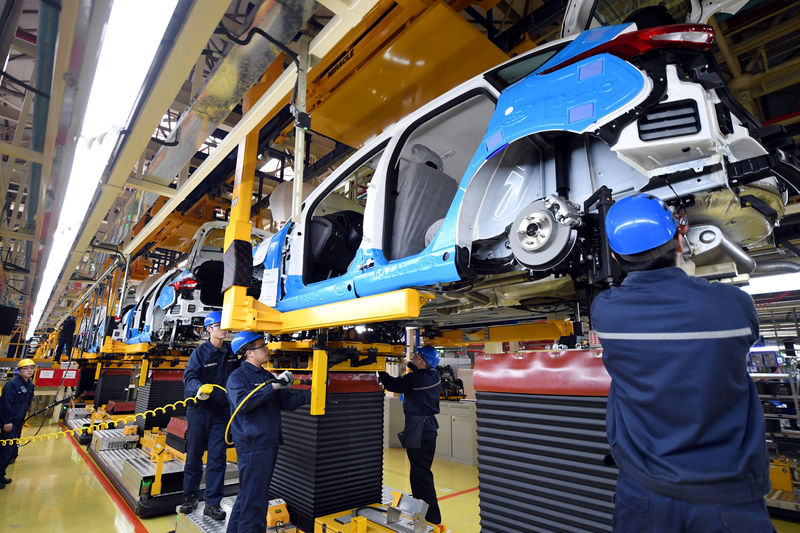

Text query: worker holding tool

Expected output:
[0,359,36,488]
[378,345,442,525]
[591,194,772,532]
[180,311,238,520]
[225,331,310,533]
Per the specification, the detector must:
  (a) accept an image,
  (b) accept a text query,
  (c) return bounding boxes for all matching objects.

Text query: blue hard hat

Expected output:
[417,345,440,368]
[204,311,222,328]
[232,331,263,355]
[605,195,677,256]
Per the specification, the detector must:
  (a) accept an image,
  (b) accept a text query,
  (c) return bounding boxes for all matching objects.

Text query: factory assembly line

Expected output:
[1,0,800,532]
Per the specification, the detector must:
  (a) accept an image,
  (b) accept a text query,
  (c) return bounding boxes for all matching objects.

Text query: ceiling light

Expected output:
[739,272,800,296]
[259,157,282,173]
[26,0,178,339]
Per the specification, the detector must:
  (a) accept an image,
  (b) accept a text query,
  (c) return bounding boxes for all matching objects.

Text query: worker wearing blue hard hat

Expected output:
[179,310,237,520]
[378,345,442,525]
[225,331,310,533]
[592,194,772,531]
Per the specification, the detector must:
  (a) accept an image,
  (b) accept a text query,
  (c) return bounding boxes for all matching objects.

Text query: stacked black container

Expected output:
[269,389,384,532]
[135,370,186,431]
[94,369,131,406]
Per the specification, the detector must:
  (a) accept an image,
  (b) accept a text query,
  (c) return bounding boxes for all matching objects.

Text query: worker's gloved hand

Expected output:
[197,383,214,400]
[277,370,293,386]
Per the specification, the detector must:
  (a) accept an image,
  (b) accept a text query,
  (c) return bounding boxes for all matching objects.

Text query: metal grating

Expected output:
[269,391,384,533]
[476,392,617,533]
[637,99,700,141]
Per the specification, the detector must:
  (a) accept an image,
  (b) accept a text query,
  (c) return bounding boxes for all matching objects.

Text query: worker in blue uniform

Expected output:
[378,345,442,525]
[0,358,36,488]
[180,311,238,520]
[54,315,75,360]
[225,331,311,533]
[591,194,773,532]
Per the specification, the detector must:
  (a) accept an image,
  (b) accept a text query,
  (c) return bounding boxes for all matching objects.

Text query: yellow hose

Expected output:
[0,383,230,447]
[224,382,266,445]
[2,381,287,448]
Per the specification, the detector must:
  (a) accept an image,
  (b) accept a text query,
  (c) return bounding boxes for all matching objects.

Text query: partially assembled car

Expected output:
[124,222,270,346]
[249,0,799,329]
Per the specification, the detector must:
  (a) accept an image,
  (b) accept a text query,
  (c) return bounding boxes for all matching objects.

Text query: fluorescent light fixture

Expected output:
[740,272,800,296]
[259,157,282,173]
[26,0,177,339]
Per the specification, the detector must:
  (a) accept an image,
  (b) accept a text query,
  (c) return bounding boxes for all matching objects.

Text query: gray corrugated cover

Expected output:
[269,391,384,532]
[477,392,617,533]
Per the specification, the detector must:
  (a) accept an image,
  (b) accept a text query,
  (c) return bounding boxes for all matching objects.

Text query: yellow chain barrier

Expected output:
[0,384,230,447]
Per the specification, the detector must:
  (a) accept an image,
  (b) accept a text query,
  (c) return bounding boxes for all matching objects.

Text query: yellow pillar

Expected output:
[139,359,149,387]
[310,349,328,416]
[221,77,266,332]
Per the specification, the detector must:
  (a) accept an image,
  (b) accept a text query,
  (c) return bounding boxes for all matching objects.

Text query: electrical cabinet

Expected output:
[435,400,477,465]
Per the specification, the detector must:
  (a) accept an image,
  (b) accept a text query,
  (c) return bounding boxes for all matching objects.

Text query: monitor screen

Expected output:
[0,306,19,336]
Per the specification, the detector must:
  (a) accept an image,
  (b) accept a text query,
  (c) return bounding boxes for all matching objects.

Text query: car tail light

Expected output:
[170,277,198,291]
[540,24,715,75]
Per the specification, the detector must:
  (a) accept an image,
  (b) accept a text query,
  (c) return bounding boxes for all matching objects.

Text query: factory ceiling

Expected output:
[0,0,799,349]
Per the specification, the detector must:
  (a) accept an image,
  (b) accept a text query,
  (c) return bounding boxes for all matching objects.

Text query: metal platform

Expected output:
[766,489,800,520]
[65,416,92,444]
[88,444,239,517]
[176,496,236,533]
[175,486,404,533]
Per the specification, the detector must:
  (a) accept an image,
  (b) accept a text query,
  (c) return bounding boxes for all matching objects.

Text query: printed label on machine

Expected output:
[259,268,279,308]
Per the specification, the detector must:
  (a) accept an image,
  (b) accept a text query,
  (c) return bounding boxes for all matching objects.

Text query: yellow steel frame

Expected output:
[266,340,406,415]
[428,320,574,347]
[99,339,153,355]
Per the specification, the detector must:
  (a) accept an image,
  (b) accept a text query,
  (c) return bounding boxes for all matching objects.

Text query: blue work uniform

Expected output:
[591,267,772,532]
[379,368,442,524]
[0,374,34,479]
[225,361,310,533]
[182,340,237,505]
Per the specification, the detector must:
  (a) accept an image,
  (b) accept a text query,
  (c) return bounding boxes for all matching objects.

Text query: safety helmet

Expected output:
[416,345,440,368]
[204,311,222,328]
[231,331,264,355]
[16,358,35,368]
[605,195,678,258]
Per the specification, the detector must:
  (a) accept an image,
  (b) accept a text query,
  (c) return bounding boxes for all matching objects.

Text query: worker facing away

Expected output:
[225,331,311,533]
[0,359,36,488]
[378,345,442,525]
[54,315,75,360]
[591,194,773,532]
[180,311,238,520]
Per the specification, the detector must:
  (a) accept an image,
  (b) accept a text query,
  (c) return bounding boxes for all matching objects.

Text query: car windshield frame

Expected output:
[485,42,568,90]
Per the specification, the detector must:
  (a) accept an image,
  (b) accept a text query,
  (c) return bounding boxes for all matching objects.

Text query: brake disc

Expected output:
[508,197,578,270]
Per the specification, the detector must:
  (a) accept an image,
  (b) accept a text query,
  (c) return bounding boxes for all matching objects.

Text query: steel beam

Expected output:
[126,177,177,198]
[0,142,43,164]
[0,229,34,242]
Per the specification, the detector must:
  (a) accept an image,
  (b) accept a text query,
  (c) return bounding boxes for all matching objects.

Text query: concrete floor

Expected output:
[1,417,799,532]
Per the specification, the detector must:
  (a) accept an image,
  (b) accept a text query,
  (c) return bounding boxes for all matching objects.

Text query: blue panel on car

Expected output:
[353,247,460,299]
[535,24,631,74]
